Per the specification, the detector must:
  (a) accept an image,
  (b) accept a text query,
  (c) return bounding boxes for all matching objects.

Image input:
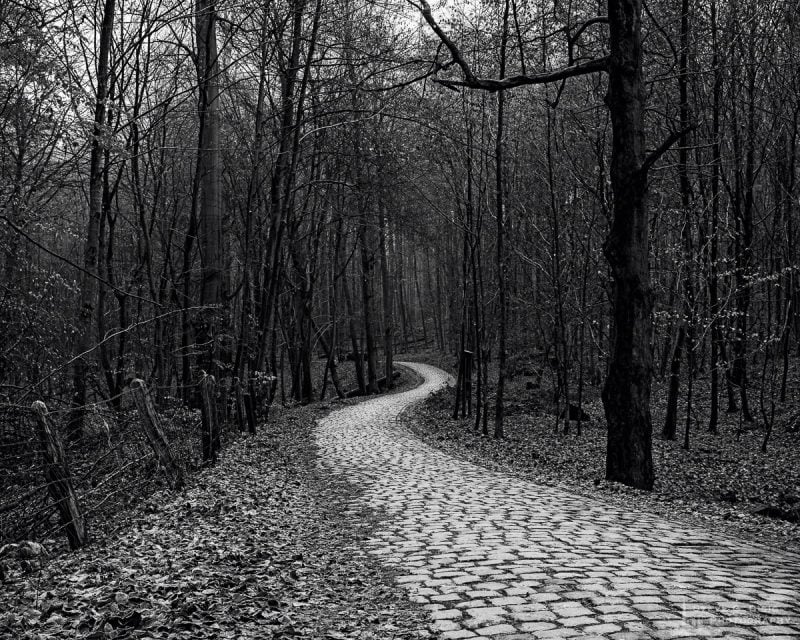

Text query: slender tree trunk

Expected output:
[412,252,427,346]
[665,0,693,441]
[662,324,684,440]
[234,7,270,380]
[359,218,380,394]
[707,0,722,433]
[68,0,116,441]
[254,0,309,373]
[342,238,365,393]
[493,0,510,440]
[379,207,394,388]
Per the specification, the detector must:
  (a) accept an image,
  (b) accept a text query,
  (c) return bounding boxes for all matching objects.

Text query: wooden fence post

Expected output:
[217,376,229,430]
[31,401,87,550]
[234,378,246,432]
[200,374,220,462]
[129,379,185,490]
[243,392,256,434]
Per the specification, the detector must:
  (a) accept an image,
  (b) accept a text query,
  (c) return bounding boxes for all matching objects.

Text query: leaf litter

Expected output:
[0,394,431,640]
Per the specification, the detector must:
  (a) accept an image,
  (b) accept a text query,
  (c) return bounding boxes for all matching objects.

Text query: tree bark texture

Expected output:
[601,0,655,490]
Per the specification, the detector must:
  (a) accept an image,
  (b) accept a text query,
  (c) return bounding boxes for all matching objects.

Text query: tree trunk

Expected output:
[359,218,380,394]
[662,324,685,440]
[493,0,510,440]
[601,0,655,490]
[67,0,116,442]
[707,0,721,433]
[379,208,394,388]
[195,0,226,377]
[342,246,366,394]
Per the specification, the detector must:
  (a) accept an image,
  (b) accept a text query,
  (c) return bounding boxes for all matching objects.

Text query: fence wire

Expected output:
[0,378,260,547]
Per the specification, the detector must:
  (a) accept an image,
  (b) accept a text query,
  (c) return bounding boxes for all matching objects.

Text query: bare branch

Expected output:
[567,17,609,64]
[412,1,608,92]
[433,57,610,92]
[415,0,480,85]
[568,17,609,47]
[641,125,697,175]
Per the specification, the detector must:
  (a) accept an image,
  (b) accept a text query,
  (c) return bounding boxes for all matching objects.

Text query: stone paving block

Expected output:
[583,623,623,634]
[548,604,594,617]
[528,593,561,603]
[561,590,597,600]
[756,626,800,635]
[432,593,463,603]
[476,624,518,636]
[431,609,464,620]
[600,612,639,623]
[465,606,507,621]
[511,611,557,623]
[440,631,478,640]
[468,590,503,598]
[559,615,599,627]
[474,582,510,591]
[433,620,463,632]
[457,599,490,609]
[530,628,581,638]
[632,603,668,612]
[517,621,557,633]
[491,596,527,606]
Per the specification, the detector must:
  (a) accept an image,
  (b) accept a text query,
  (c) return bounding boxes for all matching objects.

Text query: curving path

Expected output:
[315,362,800,640]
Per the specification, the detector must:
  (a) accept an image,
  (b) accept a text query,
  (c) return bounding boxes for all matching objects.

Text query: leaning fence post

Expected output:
[31,401,87,550]
[129,379,185,490]
[200,374,220,462]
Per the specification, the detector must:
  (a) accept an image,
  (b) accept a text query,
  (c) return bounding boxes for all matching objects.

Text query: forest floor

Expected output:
[0,370,432,640]
[3,356,799,639]
[400,351,800,553]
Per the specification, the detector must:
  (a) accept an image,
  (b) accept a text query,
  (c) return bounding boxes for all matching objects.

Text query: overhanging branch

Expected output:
[413,0,608,92]
[434,57,610,92]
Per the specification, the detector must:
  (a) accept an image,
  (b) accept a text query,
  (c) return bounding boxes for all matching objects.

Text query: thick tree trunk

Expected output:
[601,0,654,490]
[195,0,226,377]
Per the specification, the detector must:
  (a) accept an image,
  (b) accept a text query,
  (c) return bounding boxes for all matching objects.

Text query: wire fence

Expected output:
[0,374,276,550]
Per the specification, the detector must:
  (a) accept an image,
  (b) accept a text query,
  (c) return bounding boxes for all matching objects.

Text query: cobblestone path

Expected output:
[315,362,800,639]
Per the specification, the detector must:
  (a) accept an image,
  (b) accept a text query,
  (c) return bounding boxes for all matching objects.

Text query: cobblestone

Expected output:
[315,362,800,638]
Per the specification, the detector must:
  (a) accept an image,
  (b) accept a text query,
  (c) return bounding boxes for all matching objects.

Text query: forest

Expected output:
[2,0,800,636]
